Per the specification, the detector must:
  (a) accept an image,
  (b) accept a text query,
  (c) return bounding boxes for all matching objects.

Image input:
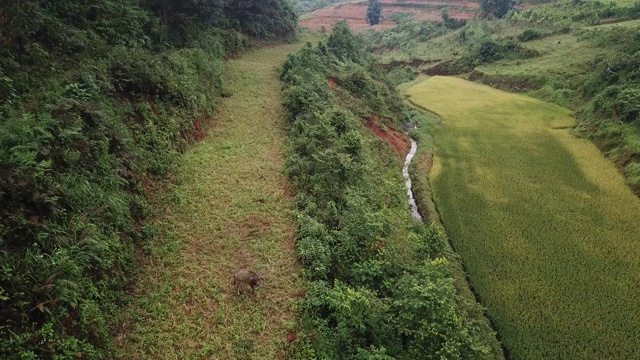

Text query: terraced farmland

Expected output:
[407,76,640,360]
[299,0,477,32]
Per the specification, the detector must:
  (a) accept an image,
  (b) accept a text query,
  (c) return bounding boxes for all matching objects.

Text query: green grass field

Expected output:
[407,76,640,360]
[114,43,304,359]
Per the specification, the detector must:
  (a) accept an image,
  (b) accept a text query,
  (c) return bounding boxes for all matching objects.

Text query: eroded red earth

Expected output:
[365,116,410,159]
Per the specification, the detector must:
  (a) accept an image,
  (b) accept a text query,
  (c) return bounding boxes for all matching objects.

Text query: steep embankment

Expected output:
[116,43,303,359]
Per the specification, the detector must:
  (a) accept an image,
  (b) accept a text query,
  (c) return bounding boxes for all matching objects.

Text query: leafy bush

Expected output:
[590,85,640,123]
[365,20,449,51]
[225,0,297,39]
[442,9,468,30]
[282,24,495,359]
[473,37,539,63]
[480,0,514,19]
[385,66,417,86]
[517,28,543,41]
[626,162,640,189]
[388,11,416,24]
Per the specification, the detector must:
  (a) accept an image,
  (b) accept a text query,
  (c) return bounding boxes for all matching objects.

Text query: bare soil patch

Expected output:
[365,116,410,159]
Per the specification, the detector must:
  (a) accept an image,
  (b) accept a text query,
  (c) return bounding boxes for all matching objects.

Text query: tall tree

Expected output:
[479,0,514,18]
[366,0,382,25]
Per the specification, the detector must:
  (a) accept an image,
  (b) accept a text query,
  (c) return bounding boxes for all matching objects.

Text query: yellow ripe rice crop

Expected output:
[407,76,640,360]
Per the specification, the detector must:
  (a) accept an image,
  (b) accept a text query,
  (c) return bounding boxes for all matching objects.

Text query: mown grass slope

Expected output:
[407,76,640,360]
[115,43,303,359]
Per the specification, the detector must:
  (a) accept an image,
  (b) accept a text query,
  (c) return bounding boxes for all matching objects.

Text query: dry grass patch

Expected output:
[407,76,640,360]
[115,43,304,359]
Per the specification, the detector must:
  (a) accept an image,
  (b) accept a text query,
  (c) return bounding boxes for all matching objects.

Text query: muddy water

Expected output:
[403,138,422,221]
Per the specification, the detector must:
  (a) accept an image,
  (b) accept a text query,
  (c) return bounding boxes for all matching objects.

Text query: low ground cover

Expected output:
[407,76,640,360]
[114,43,304,359]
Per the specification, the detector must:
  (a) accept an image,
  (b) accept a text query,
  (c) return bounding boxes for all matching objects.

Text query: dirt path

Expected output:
[116,43,303,359]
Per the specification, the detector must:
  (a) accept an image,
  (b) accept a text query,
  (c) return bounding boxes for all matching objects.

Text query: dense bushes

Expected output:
[281,22,496,359]
[365,20,449,51]
[225,0,297,39]
[291,0,350,15]
[0,0,296,358]
[517,28,543,41]
[573,24,640,192]
[510,0,640,26]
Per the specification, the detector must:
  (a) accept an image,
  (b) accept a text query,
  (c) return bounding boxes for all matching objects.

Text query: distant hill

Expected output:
[299,0,478,32]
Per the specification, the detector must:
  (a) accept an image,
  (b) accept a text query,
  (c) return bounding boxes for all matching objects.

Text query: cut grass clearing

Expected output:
[407,76,640,360]
[114,43,303,359]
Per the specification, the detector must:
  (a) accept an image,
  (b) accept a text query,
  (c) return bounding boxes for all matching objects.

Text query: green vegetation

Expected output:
[367,0,383,25]
[480,0,514,19]
[281,22,502,359]
[365,20,449,52]
[369,0,640,194]
[115,42,304,359]
[407,76,640,360]
[0,0,296,358]
[293,0,353,15]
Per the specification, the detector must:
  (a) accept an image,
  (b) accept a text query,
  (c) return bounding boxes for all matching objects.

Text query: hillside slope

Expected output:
[300,0,477,31]
[365,0,640,193]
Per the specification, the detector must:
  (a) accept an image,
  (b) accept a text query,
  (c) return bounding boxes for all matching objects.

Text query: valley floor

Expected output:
[408,76,640,360]
[115,43,303,359]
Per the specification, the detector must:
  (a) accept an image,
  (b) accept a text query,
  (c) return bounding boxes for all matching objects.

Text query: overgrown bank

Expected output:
[0,1,296,358]
[280,22,502,359]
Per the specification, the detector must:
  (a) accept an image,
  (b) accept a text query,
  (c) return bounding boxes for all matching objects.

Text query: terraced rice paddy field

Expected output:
[299,0,477,32]
[407,76,640,359]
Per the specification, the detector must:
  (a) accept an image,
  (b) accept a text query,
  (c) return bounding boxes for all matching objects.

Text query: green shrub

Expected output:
[365,20,449,51]
[393,258,489,359]
[296,215,333,280]
[328,21,366,62]
[385,67,416,86]
[591,85,640,123]
[517,28,543,41]
[473,37,539,63]
[626,162,640,190]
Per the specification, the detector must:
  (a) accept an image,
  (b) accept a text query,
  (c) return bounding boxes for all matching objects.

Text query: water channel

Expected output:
[403,138,422,221]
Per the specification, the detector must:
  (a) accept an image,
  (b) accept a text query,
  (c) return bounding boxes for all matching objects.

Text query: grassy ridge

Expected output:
[407,76,640,360]
[115,43,304,359]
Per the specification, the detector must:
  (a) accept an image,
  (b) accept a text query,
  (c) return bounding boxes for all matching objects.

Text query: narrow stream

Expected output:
[403,138,423,221]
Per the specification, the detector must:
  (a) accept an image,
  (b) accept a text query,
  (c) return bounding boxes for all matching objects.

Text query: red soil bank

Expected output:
[365,117,410,159]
